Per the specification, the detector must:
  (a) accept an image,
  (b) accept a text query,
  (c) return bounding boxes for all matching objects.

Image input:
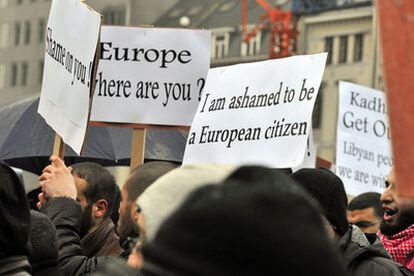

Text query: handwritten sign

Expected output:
[38,0,101,154]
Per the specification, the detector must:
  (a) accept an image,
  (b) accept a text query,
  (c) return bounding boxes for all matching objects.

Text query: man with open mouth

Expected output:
[380,168,414,272]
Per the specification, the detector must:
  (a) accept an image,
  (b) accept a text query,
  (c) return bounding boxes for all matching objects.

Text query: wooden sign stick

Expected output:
[130,128,146,171]
[53,133,65,159]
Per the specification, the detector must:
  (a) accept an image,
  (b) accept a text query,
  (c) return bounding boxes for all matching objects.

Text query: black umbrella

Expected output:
[0,96,188,175]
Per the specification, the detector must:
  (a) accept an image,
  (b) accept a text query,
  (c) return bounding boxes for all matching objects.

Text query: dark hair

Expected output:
[0,161,31,259]
[348,192,384,218]
[125,161,179,203]
[71,162,119,220]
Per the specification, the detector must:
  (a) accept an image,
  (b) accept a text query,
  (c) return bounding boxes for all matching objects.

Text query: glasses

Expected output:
[352,220,381,228]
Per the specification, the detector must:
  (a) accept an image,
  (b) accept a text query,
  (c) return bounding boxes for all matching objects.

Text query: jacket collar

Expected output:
[339,225,389,265]
[81,217,117,257]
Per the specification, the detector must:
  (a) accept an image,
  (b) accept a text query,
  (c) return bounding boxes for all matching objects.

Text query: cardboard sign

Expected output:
[38,0,101,155]
[90,26,211,126]
[183,53,327,167]
[377,0,414,197]
[336,82,392,196]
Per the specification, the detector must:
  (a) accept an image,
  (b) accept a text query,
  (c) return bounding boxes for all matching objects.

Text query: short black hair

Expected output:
[71,162,119,220]
[125,161,179,203]
[348,192,383,218]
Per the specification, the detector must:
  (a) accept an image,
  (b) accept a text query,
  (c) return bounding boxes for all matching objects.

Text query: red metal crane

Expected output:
[242,0,298,59]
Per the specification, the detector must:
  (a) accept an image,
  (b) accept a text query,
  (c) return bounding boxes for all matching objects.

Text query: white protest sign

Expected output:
[90,26,211,126]
[38,0,101,154]
[183,53,327,167]
[336,82,392,196]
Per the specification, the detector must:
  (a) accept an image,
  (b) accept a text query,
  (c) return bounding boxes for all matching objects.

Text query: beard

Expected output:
[118,205,140,248]
[380,208,414,236]
[80,204,94,238]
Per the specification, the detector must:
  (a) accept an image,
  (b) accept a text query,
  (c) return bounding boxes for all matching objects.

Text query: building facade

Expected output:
[297,2,382,161]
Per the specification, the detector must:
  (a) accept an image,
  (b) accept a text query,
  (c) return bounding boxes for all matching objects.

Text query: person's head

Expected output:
[28,210,59,274]
[0,161,31,259]
[140,166,346,276]
[347,192,383,234]
[291,168,349,239]
[118,161,179,246]
[70,162,120,237]
[136,164,237,240]
[380,168,414,236]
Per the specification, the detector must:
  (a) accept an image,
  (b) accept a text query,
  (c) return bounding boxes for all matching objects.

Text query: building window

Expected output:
[212,33,230,59]
[11,63,17,87]
[24,21,30,44]
[0,64,5,89]
[312,82,325,129]
[14,22,20,46]
[38,60,43,84]
[353,33,363,62]
[38,19,45,43]
[324,37,333,65]
[102,7,126,25]
[241,31,261,57]
[16,0,22,5]
[21,62,27,86]
[219,1,236,12]
[0,23,8,48]
[339,35,348,64]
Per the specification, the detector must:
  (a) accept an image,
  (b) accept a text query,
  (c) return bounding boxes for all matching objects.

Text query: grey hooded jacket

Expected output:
[340,225,413,276]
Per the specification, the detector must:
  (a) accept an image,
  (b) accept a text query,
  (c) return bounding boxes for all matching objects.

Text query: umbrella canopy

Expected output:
[0,96,188,175]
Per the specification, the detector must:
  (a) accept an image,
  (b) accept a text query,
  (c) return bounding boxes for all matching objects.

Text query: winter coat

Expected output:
[340,225,413,276]
[41,197,128,276]
[81,217,123,257]
[0,256,31,275]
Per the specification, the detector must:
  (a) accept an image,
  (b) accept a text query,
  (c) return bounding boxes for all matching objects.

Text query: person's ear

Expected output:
[93,199,108,219]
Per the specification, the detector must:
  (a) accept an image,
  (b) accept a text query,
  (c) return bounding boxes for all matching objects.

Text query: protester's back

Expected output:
[0,161,31,275]
[29,210,62,276]
[139,166,347,276]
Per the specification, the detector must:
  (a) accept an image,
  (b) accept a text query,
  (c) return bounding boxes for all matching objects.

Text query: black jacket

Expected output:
[340,226,413,276]
[41,197,127,276]
[0,256,31,276]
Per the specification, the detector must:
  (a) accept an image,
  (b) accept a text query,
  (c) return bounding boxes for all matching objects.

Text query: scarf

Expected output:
[379,224,414,271]
[81,218,123,257]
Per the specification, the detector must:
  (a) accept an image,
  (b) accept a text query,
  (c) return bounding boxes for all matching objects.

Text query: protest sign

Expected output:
[292,129,317,172]
[183,53,327,167]
[378,0,414,197]
[336,82,392,196]
[38,0,101,155]
[90,26,211,126]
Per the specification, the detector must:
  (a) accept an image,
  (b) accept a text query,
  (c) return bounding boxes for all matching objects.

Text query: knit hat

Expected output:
[137,164,237,240]
[291,168,349,236]
[29,210,59,273]
[0,161,31,259]
[140,166,346,276]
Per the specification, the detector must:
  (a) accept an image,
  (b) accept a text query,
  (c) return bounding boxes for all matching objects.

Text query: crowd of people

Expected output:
[0,156,413,275]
